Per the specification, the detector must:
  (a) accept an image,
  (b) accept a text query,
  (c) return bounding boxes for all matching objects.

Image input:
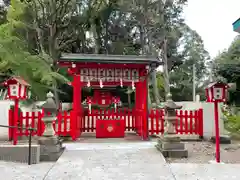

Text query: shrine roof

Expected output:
[58,53,163,66]
[3,76,30,86]
[205,81,229,89]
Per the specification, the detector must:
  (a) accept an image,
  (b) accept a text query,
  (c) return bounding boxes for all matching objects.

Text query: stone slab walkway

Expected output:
[1,141,240,179]
[45,148,172,180]
[170,163,240,180]
[0,161,54,180]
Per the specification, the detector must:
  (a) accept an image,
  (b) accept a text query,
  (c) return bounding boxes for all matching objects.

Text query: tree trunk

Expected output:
[92,24,100,54]
[151,70,161,104]
[163,38,170,99]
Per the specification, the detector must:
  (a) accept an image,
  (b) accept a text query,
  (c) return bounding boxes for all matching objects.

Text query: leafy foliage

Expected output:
[0,0,210,103]
[0,0,69,100]
[224,113,240,133]
[214,36,240,106]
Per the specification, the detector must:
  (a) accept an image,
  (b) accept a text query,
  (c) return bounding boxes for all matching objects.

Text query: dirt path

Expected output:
[166,141,240,163]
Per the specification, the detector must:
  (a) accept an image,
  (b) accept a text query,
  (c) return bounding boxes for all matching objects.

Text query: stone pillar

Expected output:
[156,93,188,158]
[38,92,64,161]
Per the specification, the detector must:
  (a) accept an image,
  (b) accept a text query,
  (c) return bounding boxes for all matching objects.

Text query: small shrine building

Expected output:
[57,54,163,140]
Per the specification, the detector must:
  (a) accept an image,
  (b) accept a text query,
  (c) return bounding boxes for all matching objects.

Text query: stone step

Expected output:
[40,147,65,162]
[159,142,185,150]
[156,144,188,158]
[0,144,40,164]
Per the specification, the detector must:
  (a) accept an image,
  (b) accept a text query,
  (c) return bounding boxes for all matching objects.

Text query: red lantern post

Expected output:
[3,77,30,145]
[205,82,229,163]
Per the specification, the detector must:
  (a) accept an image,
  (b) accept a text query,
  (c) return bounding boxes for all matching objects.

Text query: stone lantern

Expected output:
[38,92,64,161]
[164,93,182,134]
[41,92,58,137]
[156,93,188,158]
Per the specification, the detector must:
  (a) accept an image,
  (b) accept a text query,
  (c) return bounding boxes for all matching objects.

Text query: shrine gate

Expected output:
[57,53,163,140]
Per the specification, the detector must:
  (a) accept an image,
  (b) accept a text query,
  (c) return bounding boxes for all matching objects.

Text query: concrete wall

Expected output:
[175,101,225,138]
[0,100,13,140]
[0,100,225,140]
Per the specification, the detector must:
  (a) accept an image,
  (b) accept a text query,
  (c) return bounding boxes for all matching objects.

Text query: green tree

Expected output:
[170,25,210,101]
[214,36,240,106]
[0,0,68,99]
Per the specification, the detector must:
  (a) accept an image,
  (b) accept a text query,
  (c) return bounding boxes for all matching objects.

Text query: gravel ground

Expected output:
[166,140,240,164]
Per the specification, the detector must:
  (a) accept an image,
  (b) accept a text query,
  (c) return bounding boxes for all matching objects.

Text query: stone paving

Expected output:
[170,163,240,180]
[1,141,240,179]
[0,161,54,180]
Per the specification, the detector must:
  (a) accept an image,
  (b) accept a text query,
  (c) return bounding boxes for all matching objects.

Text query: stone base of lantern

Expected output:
[38,136,65,162]
[156,134,188,158]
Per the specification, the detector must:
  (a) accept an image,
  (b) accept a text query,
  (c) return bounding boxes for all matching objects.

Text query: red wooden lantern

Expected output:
[205,81,229,163]
[205,82,229,103]
[3,76,30,100]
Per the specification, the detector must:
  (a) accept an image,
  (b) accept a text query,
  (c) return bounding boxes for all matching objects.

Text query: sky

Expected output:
[183,0,240,58]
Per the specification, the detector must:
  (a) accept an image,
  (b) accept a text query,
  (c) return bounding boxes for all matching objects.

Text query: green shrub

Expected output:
[225,114,240,133]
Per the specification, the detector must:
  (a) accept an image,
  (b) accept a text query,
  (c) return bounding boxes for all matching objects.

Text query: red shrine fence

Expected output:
[8,108,203,144]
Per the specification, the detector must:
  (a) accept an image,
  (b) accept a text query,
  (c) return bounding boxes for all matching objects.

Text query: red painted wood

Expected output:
[25,112,29,136]
[175,110,179,133]
[37,111,44,136]
[198,108,203,136]
[57,112,62,135]
[193,110,198,134]
[72,74,82,140]
[96,119,125,138]
[214,101,220,163]
[63,111,67,136]
[184,110,188,134]
[13,99,19,145]
[189,111,193,134]
[19,112,23,136]
[179,110,183,134]
[31,112,36,135]
[8,109,13,140]
[155,110,159,134]
[150,110,154,135]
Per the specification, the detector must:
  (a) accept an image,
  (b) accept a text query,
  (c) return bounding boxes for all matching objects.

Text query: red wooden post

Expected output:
[214,101,220,163]
[155,109,159,134]
[150,109,154,135]
[184,110,188,134]
[189,111,193,134]
[25,112,29,136]
[179,110,183,134]
[72,74,81,140]
[13,99,19,145]
[193,110,198,134]
[87,109,90,132]
[140,77,148,140]
[175,110,179,134]
[91,109,94,132]
[135,82,141,135]
[8,109,13,140]
[198,108,203,136]
[160,109,164,134]
[19,112,23,136]
[64,111,67,136]
[31,112,35,136]
[37,111,42,136]
[58,112,62,136]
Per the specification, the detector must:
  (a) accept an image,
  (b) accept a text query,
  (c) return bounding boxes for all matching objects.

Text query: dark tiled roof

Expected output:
[59,53,163,67]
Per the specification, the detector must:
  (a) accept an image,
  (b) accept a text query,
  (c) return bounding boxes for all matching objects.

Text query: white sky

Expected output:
[184,0,240,58]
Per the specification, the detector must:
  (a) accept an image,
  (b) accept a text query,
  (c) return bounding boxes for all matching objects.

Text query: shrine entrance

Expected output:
[57,54,162,140]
